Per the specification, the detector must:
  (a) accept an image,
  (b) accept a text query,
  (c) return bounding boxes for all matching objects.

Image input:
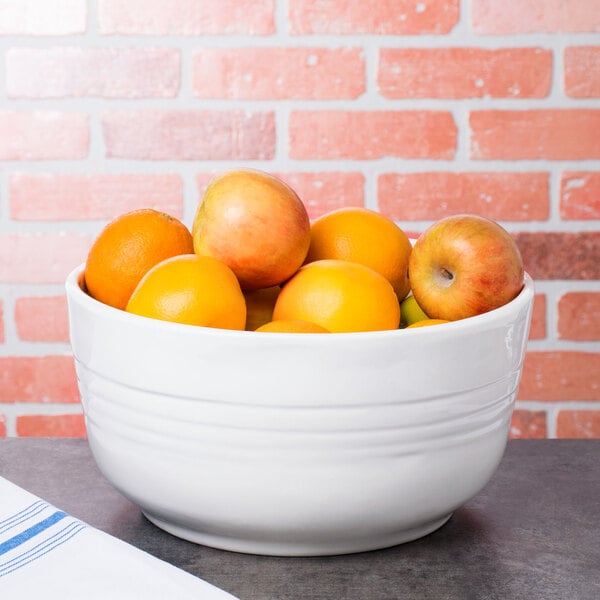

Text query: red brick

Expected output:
[0,415,5,437]
[7,47,180,99]
[102,110,275,160]
[560,172,600,220]
[10,173,184,221]
[0,233,91,284]
[289,111,456,160]
[99,0,274,35]
[558,292,600,341]
[379,48,551,99]
[378,172,549,221]
[565,47,600,98]
[278,172,365,220]
[16,414,86,438]
[289,0,459,34]
[15,296,69,343]
[470,110,600,160]
[509,409,547,439]
[556,410,600,439]
[472,0,600,34]
[529,294,547,340]
[0,356,80,404]
[0,111,89,160]
[0,0,86,35]
[518,351,600,402]
[513,232,600,280]
[192,48,365,100]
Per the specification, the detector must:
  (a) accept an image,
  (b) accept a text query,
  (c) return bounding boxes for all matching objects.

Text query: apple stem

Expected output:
[440,268,454,281]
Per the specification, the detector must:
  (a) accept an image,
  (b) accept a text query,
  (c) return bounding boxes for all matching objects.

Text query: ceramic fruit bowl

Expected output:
[66,263,534,556]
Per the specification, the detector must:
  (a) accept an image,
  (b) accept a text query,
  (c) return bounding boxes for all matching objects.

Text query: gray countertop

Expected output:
[1,438,598,599]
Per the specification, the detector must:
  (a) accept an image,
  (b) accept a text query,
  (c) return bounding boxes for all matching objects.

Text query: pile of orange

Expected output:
[83,169,433,334]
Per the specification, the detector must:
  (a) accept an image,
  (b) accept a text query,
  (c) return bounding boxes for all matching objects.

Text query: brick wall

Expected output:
[0,0,598,438]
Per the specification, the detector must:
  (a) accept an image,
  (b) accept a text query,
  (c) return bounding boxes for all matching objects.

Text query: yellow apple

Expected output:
[400,294,429,327]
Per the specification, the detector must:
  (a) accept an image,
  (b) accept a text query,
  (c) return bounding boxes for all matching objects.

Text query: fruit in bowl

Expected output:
[273,259,401,333]
[399,295,429,327]
[126,254,246,330]
[192,169,311,291]
[409,215,524,322]
[305,206,413,301]
[84,208,193,311]
[80,170,525,333]
[67,168,534,556]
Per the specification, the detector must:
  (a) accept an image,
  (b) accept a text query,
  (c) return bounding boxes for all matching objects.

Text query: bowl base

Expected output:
[142,512,453,557]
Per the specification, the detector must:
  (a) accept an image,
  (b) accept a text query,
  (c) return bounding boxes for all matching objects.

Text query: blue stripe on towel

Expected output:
[0,511,67,556]
[0,501,48,535]
[0,501,44,527]
[0,521,86,578]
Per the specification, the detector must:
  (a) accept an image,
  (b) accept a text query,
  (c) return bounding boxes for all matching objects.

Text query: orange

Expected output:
[406,319,449,328]
[125,254,246,330]
[273,259,400,333]
[84,209,193,310]
[244,286,281,331]
[305,207,412,301]
[256,320,330,333]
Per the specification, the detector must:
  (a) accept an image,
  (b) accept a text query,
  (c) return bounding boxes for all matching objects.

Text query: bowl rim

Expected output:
[66,262,534,342]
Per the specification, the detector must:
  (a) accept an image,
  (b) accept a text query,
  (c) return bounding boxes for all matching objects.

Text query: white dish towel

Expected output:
[0,476,239,599]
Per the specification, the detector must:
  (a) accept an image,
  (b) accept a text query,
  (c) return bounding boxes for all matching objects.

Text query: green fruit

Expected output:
[400,295,429,327]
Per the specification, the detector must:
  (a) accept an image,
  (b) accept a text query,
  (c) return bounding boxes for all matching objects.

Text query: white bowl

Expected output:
[66,264,534,556]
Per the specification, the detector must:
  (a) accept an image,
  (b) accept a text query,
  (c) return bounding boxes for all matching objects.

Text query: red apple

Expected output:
[408,214,524,321]
[192,169,310,290]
